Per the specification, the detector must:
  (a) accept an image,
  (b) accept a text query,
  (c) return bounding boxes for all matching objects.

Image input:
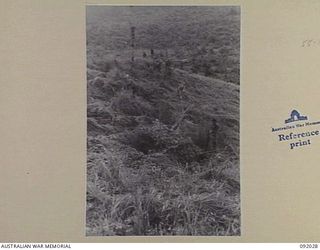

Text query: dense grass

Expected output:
[86,6,240,236]
[87,6,240,84]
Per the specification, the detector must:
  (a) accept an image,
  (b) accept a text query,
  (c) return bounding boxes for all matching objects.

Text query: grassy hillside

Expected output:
[86,6,240,236]
[87,6,240,84]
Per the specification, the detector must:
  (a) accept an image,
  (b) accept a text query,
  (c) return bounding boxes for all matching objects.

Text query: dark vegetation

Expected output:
[86,6,240,236]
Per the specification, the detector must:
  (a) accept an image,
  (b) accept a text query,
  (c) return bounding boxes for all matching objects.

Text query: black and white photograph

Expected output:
[86,6,240,236]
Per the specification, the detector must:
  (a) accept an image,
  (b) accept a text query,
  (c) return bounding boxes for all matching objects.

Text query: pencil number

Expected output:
[301,39,320,47]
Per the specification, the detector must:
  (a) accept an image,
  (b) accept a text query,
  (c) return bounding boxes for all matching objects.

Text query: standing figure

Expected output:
[130,26,136,62]
[177,82,185,100]
[207,118,219,151]
[165,59,172,76]
[153,58,162,72]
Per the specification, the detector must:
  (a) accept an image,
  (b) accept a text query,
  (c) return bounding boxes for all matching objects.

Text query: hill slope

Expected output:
[86,6,240,84]
[86,60,240,235]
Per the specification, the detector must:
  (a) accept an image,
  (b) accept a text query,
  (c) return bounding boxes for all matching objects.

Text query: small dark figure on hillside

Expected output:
[179,61,184,69]
[153,59,162,72]
[114,55,121,69]
[165,59,172,76]
[177,82,185,100]
[124,79,138,98]
[207,118,219,151]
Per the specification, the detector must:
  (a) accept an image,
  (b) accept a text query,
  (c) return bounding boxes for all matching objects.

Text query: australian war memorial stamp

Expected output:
[271,110,320,150]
